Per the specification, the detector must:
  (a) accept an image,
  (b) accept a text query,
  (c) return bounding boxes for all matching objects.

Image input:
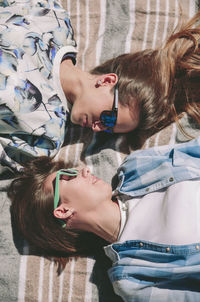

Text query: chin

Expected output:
[114,126,135,133]
[101,181,112,194]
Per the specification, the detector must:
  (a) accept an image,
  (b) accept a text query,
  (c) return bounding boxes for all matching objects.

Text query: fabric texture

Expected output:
[0,0,77,172]
[106,241,200,302]
[114,137,200,197]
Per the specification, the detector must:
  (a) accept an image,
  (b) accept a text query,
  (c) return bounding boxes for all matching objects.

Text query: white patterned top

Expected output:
[0,0,77,172]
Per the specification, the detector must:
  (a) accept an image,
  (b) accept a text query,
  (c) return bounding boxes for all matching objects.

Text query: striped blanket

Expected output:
[0,0,199,301]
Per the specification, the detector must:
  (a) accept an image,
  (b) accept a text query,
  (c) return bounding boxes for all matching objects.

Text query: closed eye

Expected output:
[60,174,77,181]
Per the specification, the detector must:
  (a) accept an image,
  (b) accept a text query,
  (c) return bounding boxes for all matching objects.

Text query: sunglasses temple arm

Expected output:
[54,173,60,209]
[114,86,118,110]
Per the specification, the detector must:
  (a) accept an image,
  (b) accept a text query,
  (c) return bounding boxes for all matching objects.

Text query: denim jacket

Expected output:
[105,137,200,302]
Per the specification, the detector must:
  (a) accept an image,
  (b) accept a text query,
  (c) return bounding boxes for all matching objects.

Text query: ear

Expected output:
[53,204,74,220]
[96,73,118,88]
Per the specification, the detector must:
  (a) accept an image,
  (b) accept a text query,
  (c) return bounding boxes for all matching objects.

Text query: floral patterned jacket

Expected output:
[0,0,77,172]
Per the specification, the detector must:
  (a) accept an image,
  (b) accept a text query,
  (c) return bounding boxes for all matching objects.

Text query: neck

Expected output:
[71,198,121,243]
[60,59,98,104]
[60,59,82,103]
[95,199,121,243]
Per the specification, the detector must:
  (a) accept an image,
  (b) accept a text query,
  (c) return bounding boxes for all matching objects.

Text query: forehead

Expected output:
[43,171,57,194]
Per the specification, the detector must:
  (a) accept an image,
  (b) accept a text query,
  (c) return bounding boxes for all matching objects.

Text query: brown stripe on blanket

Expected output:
[78,0,102,70]
[59,126,95,167]
[56,257,89,302]
[25,256,41,301]
[24,255,90,301]
[144,123,177,149]
[129,0,195,53]
[70,258,91,302]
[64,0,101,70]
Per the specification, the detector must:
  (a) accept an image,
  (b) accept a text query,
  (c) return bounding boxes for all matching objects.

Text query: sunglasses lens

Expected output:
[60,169,78,176]
[61,174,76,181]
[100,111,117,127]
[99,85,118,133]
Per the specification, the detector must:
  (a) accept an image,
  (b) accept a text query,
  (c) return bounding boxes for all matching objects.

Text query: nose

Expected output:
[70,113,78,125]
[70,106,82,126]
[81,167,91,177]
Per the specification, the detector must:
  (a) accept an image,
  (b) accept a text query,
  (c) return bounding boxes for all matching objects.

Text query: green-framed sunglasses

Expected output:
[54,168,79,228]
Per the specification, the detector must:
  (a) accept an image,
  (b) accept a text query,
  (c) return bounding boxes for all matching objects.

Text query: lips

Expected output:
[82,120,87,127]
[82,116,89,127]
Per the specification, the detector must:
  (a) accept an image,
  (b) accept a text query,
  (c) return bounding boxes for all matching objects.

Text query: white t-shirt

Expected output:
[117,179,200,245]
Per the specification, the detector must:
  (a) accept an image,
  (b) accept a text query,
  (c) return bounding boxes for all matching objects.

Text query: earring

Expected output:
[97,80,102,85]
[68,208,74,216]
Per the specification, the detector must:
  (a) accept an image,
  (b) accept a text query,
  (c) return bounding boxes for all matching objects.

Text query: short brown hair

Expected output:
[8,156,106,259]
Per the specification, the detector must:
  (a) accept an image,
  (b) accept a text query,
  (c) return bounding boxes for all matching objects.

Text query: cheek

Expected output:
[80,182,112,207]
[93,181,112,199]
[62,180,112,210]
[114,104,140,133]
[114,117,138,133]
[114,122,136,133]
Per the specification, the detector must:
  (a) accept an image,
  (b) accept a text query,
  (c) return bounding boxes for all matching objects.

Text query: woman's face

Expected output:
[44,167,113,215]
[70,85,140,133]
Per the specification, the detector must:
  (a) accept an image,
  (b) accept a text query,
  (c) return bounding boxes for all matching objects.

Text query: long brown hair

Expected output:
[91,11,200,137]
[8,156,106,263]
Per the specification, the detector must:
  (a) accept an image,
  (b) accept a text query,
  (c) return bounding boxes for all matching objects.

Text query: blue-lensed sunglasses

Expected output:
[100,85,118,133]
